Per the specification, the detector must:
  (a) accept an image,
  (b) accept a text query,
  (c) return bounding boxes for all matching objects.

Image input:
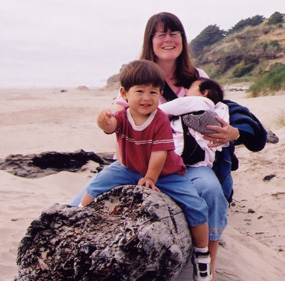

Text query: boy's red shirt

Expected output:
[111,108,186,177]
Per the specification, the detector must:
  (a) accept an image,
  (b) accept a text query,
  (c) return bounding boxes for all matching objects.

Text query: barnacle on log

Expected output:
[15,185,192,281]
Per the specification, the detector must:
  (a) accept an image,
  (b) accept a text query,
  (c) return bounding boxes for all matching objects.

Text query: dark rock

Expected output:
[266,130,279,143]
[248,208,255,214]
[263,174,276,181]
[15,185,192,281]
[0,150,115,178]
[230,202,236,207]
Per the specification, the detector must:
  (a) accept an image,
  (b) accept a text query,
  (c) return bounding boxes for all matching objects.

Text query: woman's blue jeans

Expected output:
[184,166,228,240]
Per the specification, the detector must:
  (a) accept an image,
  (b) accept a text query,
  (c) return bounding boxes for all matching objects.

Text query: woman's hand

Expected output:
[203,117,240,148]
[138,177,160,192]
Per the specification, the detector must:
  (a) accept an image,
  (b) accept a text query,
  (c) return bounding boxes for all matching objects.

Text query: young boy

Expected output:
[159,78,229,168]
[79,60,212,281]
[80,59,186,206]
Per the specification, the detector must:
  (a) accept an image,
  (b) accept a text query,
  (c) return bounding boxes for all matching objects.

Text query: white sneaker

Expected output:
[192,251,212,281]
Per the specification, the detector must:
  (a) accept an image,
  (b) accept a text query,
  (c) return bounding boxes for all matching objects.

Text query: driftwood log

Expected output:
[15,185,192,281]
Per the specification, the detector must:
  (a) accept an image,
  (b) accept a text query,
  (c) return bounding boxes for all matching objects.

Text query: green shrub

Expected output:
[190,25,225,57]
[233,63,257,77]
[228,15,265,34]
[269,40,280,49]
[249,64,285,96]
[263,42,268,52]
[267,12,283,25]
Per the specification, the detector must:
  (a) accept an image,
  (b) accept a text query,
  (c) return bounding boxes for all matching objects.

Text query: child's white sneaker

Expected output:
[192,250,212,281]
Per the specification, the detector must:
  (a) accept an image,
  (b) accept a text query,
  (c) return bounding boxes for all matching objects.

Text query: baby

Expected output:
[159,78,229,167]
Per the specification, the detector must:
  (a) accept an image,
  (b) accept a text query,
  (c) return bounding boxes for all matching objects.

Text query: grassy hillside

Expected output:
[189,12,285,95]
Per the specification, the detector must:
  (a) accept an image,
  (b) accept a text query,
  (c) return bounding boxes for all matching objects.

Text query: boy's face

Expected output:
[120,84,161,118]
[185,80,206,97]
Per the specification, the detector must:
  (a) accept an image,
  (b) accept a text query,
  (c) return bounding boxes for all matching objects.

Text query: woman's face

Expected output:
[152,24,183,63]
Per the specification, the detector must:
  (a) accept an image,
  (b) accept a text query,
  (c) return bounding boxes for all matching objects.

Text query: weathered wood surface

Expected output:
[15,185,192,281]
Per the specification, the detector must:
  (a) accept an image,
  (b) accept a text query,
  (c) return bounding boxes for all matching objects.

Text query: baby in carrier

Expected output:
[159,78,229,167]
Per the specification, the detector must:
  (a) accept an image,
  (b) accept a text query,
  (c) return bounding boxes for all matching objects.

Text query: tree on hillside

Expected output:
[267,12,284,25]
[227,15,265,34]
[189,25,225,57]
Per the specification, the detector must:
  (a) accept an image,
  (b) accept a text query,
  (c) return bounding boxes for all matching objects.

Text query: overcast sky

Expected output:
[1,0,284,88]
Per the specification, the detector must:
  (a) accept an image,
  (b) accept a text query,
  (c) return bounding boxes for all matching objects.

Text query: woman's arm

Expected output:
[204,100,267,151]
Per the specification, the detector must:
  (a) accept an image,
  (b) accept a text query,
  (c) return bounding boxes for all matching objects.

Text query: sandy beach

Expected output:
[0,86,285,281]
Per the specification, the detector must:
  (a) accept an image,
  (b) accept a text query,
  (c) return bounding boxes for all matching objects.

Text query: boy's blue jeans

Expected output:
[70,161,228,240]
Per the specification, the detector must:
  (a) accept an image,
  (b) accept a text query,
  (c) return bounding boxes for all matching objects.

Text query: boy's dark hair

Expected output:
[120,60,165,92]
[198,78,224,104]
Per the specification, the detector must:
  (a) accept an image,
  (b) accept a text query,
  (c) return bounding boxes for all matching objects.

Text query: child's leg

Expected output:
[191,223,209,248]
[78,161,140,206]
[70,184,88,206]
[157,173,209,230]
[157,173,210,247]
[157,174,212,280]
[80,192,95,207]
[191,223,213,281]
[208,240,219,281]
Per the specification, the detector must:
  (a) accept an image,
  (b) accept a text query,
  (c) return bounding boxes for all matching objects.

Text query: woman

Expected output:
[115,12,267,280]
[72,12,267,281]
[114,13,228,280]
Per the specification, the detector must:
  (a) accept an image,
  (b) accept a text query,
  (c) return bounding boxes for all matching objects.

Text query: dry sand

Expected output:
[0,87,284,281]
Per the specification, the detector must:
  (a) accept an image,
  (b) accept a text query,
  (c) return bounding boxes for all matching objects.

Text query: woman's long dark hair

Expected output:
[140,12,199,88]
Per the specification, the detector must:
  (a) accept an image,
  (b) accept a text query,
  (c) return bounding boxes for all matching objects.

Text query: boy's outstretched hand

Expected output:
[97,109,117,133]
[138,177,160,192]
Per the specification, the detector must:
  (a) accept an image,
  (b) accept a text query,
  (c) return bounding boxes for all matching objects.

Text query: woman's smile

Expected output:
[162,46,175,49]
